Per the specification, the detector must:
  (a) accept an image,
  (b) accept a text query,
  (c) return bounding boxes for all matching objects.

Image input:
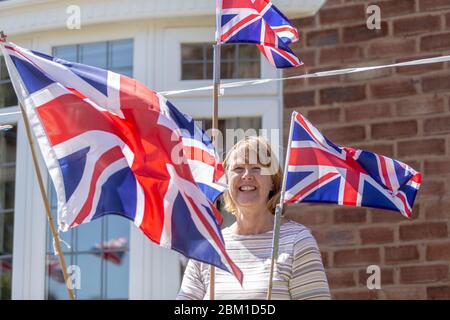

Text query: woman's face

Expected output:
[227,152,273,211]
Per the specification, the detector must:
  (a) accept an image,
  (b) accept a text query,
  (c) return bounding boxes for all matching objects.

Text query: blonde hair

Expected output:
[222,136,283,215]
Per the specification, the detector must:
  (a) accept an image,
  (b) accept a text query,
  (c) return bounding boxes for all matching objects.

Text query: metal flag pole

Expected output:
[0,33,75,300]
[209,0,223,301]
[266,112,296,300]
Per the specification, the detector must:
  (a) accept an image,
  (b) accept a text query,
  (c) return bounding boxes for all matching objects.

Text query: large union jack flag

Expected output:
[285,112,422,218]
[218,0,302,68]
[1,42,242,282]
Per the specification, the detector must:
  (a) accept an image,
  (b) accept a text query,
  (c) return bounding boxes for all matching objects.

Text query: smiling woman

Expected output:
[177,136,331,300]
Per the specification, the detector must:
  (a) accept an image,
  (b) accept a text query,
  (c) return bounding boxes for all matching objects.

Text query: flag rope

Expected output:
[160,54,450,96]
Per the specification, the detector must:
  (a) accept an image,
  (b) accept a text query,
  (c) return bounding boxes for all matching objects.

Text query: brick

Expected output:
[368,39,416,58]
[371,209,408,223]
[384,287,426,300]
[393,15,441,35]
[419,179,445,196]
[447,12,450,28]
[306,108,341,124]
[319,46,363,65]
[396,96,445,116]
[370,80,417,99]
[424,160,450,175]
[307,66,342,86]
[343,66,392,82]
[333,290,379,300]
[396,56,444,74]
[345,102,393,122]
[319,4,366,25]
[360,227,394,244]
[422,74,450,93]
[326,270,357,289]
[358,268,394,286]
[355,143,394,158]
[419,0,450,11]
[343,22,388,43]
[289,49,316,68]
[427,242,450,261]
[421,33,450,51]
[385,245,420,264]
[397,139,446,157]
[334,248,380,267]
[285,205,332,225]
[320,85,366,104]
[292,16,316,29]
[374,0,416,17]
[400,264,449,284]
[284,91,316,108]
[321,251,330,268]
[323,125,366,144]
[307,29,339,47]
[371,121,417,140]
[425,200,450,219]
[424,116,450,135]
[399,222,448,241]
[334,208,367,224]
[312,228,356,246]
[427,286,450,299]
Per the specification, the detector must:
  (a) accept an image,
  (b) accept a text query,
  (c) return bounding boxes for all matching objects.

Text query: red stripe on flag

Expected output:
[185,195,243,284]
[379,156,393,191]
[285,172,339,204]
[71,146,125,227]
[221,13,260,41]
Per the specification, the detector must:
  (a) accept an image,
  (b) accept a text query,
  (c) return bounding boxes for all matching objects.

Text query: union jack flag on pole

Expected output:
[1,42,242,283]
[284,112,422,218]
[218,0,302,68]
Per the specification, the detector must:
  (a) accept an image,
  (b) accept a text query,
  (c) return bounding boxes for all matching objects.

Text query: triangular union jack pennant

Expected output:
[218,0,302,68]
[284,112,421,218]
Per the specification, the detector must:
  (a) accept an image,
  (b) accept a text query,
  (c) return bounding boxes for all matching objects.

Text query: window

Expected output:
[0,125,16,300]
[181,43,260,80]
[0,56,18,109]
[45,39,133,300]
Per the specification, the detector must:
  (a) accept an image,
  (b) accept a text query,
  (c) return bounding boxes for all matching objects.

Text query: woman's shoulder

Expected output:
[281,219,317,245]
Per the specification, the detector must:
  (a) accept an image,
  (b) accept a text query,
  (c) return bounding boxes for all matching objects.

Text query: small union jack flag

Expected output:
[284,112,422,218]
[91,237,128,265]
[218,0,302,68]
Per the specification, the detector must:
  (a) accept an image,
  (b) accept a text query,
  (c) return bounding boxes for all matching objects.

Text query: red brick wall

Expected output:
[283,0,450,299]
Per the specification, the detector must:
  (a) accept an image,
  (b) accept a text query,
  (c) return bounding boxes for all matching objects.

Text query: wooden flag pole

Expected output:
[209,1,223,299]
[19,102,76,300]
[266,112,295,300]
[209,42,221,301]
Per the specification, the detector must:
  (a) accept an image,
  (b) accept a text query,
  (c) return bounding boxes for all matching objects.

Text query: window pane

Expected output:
[221,45,235,61]
[75,254,102,299]
[181,44,203,61]
[182,63,204,80]
[0,83,18,109]
[239,45,259,60]
[239,61,260,78]
[181,43,260,80]
[53,45,77,62]
[80,43,107,69]
[0,126,16,300]
[1,56,9,81]
[109,40,133,76]
[220,61,236,79]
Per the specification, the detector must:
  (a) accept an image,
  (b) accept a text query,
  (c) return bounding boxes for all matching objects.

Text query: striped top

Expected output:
[177,220,331,300]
